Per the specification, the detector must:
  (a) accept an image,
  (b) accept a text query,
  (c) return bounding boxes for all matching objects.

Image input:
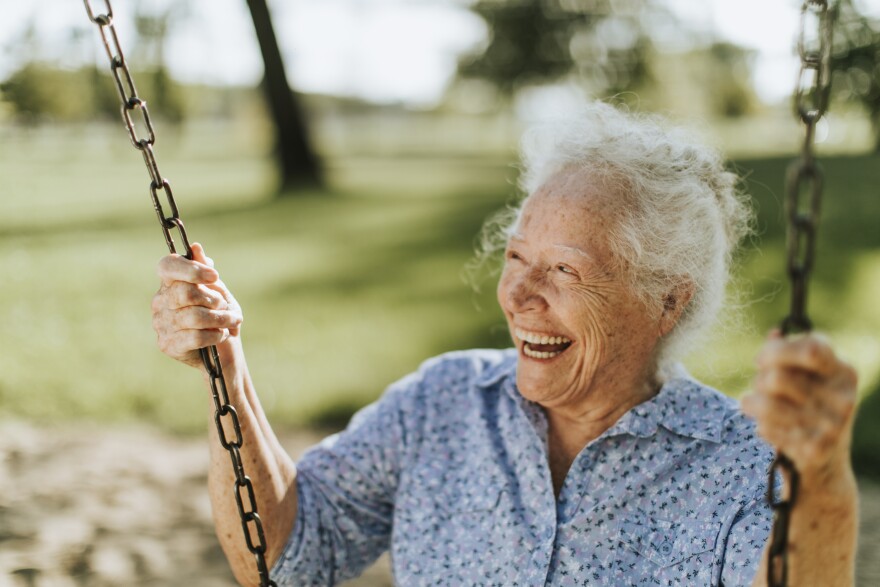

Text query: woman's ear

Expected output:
[658,281,695,336]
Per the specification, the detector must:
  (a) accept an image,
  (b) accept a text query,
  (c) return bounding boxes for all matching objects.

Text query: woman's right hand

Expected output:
[151,243,243,369]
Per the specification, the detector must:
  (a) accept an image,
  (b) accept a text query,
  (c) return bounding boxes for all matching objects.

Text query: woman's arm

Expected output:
[204,337,298,586]
[152,243,297,586]
[743,331,859,587]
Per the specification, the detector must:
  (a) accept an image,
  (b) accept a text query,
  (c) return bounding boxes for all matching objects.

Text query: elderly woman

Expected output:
[151,104,859,586]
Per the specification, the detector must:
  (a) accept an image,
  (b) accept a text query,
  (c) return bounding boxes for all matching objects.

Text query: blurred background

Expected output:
[1,0,879,585]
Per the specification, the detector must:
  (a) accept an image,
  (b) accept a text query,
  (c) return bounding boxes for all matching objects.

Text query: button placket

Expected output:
[557,444,599,524]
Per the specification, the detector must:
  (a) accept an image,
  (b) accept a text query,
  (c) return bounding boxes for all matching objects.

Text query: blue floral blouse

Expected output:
[271,349,774,586]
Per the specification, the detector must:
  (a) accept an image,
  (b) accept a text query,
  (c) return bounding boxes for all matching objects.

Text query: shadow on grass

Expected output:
[0,187,291,240]
[269,191,506,299]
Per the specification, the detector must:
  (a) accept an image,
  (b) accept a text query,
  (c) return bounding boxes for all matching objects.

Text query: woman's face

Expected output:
[496,168,666,410]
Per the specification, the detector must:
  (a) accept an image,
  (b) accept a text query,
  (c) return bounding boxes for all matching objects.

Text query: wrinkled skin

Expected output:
[151,243,242,369]
[496,168,681,416]
[496,168,693,491]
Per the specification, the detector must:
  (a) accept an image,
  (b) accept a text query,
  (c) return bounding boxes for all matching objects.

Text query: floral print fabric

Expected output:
[271,349,773,586]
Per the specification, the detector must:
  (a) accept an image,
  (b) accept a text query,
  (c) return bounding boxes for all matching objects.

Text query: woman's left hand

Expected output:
[742,330,858,485]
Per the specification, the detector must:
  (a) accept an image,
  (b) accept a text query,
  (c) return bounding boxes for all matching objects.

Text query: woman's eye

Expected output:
[557,264,575,275]
[506,250,523,262]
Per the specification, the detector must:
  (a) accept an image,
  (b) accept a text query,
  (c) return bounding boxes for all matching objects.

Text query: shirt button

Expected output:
[658,538,673,555]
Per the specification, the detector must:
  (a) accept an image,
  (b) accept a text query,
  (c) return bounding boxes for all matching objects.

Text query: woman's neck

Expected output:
[542,374,661,496]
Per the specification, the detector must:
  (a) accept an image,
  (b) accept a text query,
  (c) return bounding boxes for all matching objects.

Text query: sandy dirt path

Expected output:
[0,421,876,586]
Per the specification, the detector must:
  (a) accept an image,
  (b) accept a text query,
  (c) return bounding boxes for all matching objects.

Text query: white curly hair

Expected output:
[476,102,754,367]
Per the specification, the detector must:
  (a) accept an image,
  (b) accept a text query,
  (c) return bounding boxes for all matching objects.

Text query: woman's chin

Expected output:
[514,346,592,406]
[515,362,565,404]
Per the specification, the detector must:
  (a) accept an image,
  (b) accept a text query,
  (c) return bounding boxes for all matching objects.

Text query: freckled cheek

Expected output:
[565,291,612,338]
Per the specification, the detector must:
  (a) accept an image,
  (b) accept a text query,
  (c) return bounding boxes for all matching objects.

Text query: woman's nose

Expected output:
[506,270,548,313]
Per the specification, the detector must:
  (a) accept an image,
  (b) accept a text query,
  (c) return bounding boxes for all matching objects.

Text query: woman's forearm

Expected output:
[753,466,859,587]
[205,338,298,587]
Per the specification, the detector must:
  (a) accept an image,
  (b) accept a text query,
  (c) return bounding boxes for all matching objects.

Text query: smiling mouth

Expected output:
[514,328,573,360]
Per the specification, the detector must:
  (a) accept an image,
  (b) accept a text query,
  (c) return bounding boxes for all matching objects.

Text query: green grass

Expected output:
[1,123,879,444]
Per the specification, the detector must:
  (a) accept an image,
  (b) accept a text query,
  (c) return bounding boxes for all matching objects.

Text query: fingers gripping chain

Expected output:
[769,2,834,586]
[83,2,276,584]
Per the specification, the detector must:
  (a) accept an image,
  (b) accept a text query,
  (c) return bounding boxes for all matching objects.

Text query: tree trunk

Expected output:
[245,0,322,191]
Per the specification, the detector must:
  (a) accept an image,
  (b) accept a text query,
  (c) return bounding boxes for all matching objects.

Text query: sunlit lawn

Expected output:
[1,123,879,439]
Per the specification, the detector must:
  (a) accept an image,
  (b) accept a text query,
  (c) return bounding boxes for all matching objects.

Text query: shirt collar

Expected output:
[474,348,519,389]
[608,373,727,443]
[478,353,727,444]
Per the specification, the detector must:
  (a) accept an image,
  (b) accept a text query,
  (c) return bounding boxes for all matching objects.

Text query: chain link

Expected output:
[83,3,276,585]
[768,1,833,586]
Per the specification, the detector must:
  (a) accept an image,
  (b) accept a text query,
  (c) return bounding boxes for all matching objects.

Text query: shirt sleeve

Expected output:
[719,492,774,586]
[270,370,423,586]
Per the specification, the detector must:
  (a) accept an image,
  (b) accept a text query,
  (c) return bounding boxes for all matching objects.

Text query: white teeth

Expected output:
[522,344,562,360]
[514,328,572,345]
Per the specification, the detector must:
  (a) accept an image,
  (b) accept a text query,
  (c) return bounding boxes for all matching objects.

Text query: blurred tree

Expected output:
[458,0,656,99]
[703,42,758,118]
[246,0,322,191]
[0,64,98,123]
[68,23,123,122]
[0,6,187,126]
[833,0,880,151]
[0,63,181,124]
[89,63,124,121]
[132,2,190,125]
[637,41,758,122]
[1,64,71,123]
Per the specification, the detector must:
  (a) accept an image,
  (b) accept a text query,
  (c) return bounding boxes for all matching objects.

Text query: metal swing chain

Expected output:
[82,2,277,585]
[767,1,833,586]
